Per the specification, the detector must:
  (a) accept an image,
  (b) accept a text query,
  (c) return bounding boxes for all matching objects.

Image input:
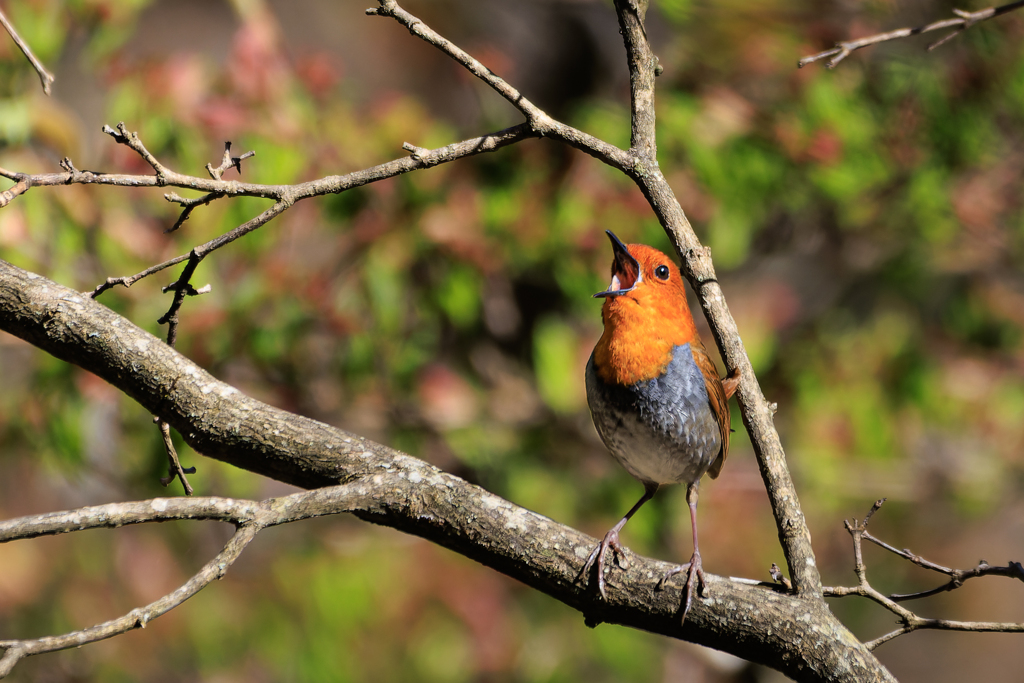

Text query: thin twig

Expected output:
[88,254,191,298]
[103,123,170,179]
[799,1,1024,68]
[156,419,194,494]
[823,500,1024,649]
[0,7,55,95]
[206,141,255,181]
[0,524,257,675]
[862,532,1024,601]
[164,191,225,233]
[154,199,289,341]
[367,2,631,170]
[0,123,530,297]
[0,485,376,677]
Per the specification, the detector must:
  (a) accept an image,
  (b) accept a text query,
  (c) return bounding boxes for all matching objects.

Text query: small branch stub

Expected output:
[206,142,255,181]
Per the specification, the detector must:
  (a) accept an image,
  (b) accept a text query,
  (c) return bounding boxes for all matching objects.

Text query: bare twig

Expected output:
[823,500,1024,649]
[0,524,257,676]
[153,198,289,342]
[164,192,225,233]
[206,141,256,181]
[1,122,535,201]
[770,562,793,591]
[0,486,379,677]
[799,1,1024,68]
[0,175,30,208]
[88,254,191,298]
[3,123,536,298]
[156,418,194,494]
[862,533,1024,601]
[0,7,55,95]
[367,2,631,170]
[103,122,171,179]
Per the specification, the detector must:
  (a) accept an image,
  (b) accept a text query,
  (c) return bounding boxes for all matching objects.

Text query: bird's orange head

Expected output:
[592,231,699,386]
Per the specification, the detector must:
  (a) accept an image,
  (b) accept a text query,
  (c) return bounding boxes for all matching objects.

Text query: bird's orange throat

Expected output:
[593,291,699,386]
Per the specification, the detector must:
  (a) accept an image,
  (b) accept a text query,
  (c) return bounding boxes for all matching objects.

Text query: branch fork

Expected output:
[824,499,1024,649]
[9,0,1020,679]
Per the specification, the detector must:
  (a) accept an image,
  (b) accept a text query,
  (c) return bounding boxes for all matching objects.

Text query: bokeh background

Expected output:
[2,0,1024,680]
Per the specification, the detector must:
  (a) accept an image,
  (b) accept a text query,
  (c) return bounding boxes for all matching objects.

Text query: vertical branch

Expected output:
[613,0,658,158]
[610,1,823,597]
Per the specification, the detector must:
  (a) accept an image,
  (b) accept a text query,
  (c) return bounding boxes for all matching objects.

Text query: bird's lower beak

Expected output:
[594,230,641,298]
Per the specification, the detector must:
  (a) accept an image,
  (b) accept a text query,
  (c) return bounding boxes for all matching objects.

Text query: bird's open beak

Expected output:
[594,230,641,298]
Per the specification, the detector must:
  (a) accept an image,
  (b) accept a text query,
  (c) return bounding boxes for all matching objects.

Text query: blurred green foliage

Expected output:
[1,0,1024,681]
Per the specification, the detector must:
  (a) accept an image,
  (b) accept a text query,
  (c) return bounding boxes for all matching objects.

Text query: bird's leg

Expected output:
[582,482,658,600]
[659,482,706,621]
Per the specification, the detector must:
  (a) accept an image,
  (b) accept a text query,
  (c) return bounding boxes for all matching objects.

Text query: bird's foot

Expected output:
[581,529,629,600]
[658,550,706,621]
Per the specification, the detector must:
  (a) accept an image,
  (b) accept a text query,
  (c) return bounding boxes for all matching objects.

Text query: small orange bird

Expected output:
[584,230,736,619]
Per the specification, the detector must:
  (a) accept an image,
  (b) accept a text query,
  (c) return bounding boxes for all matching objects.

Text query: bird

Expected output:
[583,230,737,620]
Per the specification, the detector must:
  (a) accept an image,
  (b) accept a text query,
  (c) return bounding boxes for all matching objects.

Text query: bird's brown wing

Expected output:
[691,342,730,479]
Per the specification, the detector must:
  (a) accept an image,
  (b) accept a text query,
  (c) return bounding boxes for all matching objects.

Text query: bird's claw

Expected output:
[659,550,706,622]
[581,529,629,600]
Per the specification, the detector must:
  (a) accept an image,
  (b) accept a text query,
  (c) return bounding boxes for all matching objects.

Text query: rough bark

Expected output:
[0,257,895,682]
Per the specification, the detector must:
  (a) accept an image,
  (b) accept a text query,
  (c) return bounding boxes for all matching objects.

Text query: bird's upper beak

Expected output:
[594,230,641,298]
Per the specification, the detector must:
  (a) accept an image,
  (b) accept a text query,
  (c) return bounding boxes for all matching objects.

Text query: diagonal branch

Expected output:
[0,524,258,676]
[367,1,632,171]
[0,257,892,683]
[0,7,55,95]
[798,1,1024,69]
[157,418,195,494]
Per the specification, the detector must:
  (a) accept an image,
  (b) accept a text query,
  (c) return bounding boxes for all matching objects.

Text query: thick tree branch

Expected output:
[0,259,893,682]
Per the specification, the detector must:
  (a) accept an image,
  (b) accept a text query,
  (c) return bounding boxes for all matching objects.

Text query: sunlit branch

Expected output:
[367,0,633,171]
[0,7,54,95]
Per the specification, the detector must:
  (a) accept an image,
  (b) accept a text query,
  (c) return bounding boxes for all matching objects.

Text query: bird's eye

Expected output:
[654,265,670,280]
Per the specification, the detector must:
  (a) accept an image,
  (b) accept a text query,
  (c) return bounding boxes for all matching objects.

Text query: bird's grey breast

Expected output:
[585,343,722,486]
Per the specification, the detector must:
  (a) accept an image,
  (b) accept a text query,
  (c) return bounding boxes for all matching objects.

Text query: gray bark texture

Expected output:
[0,257,896,682]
